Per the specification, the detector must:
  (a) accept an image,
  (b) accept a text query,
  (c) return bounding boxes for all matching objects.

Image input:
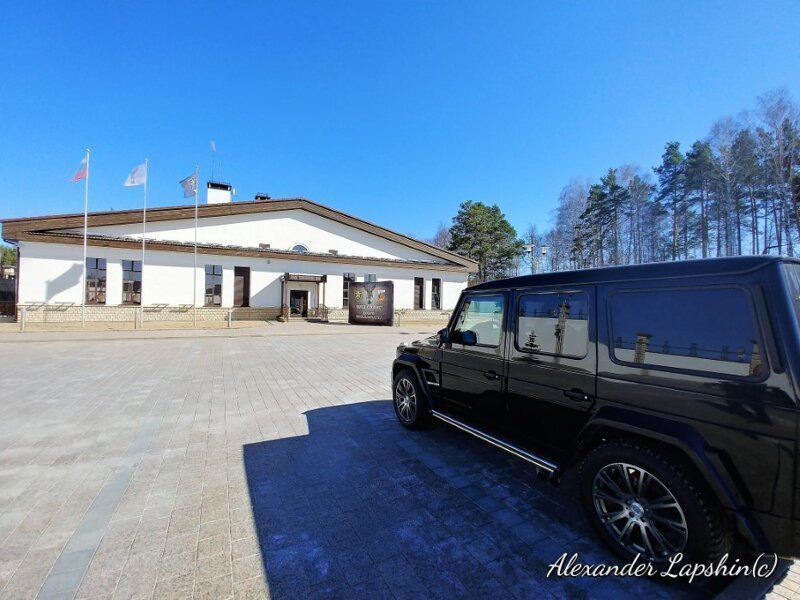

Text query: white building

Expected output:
[2,184,475,322]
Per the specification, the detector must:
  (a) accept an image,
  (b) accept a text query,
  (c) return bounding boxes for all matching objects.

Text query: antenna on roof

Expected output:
[210,140,216,180]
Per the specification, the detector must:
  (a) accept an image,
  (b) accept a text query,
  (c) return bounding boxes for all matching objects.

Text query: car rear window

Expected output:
[609,287,764,378]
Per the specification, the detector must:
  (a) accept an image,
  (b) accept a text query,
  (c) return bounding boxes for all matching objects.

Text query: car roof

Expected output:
[467,256,800,292]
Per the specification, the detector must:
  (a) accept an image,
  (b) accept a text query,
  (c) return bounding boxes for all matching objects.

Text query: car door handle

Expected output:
[564,389,590,402]
[483,370,501,381]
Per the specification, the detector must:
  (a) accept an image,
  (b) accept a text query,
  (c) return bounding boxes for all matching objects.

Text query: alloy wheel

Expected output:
[395,378,417,423]
[592,462,688,561]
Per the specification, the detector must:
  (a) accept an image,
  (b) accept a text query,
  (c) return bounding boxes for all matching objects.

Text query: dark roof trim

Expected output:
[2,197,478,270]
[15,231,472,273]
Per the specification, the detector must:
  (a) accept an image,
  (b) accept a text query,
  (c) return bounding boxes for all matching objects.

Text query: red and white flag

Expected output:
[71,156,88,183]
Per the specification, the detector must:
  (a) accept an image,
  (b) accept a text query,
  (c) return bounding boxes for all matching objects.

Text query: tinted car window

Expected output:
[783,263,800,325]
[516,291,589,357]
[609,287,764,378]
[452,295,504,348]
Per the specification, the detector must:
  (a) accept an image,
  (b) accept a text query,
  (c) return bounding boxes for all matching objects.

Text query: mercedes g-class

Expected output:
[392,256,800,564]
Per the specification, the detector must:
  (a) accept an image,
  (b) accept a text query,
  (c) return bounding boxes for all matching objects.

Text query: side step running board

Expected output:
[430,410,558,474]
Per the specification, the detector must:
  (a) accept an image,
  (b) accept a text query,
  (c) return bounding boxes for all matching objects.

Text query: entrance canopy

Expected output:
[280,273,328,320]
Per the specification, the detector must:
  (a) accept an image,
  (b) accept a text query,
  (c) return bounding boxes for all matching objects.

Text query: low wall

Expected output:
[327,308,452,324]
[15,304,449,325]
[15,304,281,323]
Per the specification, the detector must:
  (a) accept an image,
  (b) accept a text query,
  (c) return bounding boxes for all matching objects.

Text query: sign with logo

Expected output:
[348,281,394,325]
[285,273,327,283]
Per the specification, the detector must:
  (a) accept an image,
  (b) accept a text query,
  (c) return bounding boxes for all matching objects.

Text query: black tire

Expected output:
[578,440,730,565]
[392,369,431,429]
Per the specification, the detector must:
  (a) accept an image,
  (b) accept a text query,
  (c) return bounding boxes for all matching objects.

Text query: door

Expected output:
[414,278,424,309]
[233,267,250,307]
[439,292,508,428]
[289,290,308,317]
[506,287,596,458]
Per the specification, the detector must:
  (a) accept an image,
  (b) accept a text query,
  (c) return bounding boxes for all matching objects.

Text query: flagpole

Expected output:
[141,158,148,329]
[81,148,90,328]
[193,165,199,327]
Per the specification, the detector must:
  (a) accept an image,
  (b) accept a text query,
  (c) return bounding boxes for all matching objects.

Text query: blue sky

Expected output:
[1,1,798,241]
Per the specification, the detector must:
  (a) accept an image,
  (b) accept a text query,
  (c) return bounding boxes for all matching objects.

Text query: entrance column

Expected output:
[280,274,288,320]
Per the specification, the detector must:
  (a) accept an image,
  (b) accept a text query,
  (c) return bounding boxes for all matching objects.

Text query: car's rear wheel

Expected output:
[579,441,729,565]
[392,369,430,429]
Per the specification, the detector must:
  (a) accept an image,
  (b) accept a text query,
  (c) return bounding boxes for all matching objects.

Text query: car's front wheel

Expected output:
[392,369,430,429]
[579,440,730,565]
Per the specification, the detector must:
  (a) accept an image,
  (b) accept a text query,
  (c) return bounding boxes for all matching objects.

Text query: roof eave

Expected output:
[2,197,478,270]
[14,231,473,273]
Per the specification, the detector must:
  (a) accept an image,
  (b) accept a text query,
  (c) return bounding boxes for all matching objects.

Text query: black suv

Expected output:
[392,256,800,564]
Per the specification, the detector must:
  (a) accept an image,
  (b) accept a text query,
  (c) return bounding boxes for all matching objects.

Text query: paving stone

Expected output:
[233,553,264,583]
[197,551,233,582]
[198,531,232,560]
[0,326,772,599]
[233,576,269,599]
[195,573,234,600]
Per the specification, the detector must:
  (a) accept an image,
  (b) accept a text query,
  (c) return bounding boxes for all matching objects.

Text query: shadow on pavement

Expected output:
[243,400,729,599]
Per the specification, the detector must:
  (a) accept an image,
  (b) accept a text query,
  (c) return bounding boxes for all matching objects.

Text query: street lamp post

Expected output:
[523,244,550,274]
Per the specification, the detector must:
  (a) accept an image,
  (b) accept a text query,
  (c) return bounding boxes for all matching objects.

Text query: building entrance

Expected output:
[289,290,309,317]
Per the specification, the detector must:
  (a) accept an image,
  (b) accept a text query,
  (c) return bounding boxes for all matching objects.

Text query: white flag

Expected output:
[179,172,198,198]
[124,162,147,187]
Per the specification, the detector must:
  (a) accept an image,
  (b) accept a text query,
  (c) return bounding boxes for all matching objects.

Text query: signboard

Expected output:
[285,273,327,283]
[348,281,394,325]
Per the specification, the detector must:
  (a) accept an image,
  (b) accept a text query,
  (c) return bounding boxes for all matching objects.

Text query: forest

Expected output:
[521,88,800,274]
[440,88,800,280]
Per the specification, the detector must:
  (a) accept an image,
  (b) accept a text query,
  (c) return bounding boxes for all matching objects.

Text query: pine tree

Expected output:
[684,141,715,258]
[448,201,523,282]
[655,142,688,260]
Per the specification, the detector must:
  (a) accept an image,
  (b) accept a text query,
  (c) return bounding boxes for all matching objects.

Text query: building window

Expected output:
[121,260,142,305]
[205,265,222,306]
[291,243,309,252]
[432,278,442,310]
[85,258,106,304]
[609,287,764,378]
[343,273,356,307]
[414,277,424,309]
[516,291,589,358]
[365,273,377,282]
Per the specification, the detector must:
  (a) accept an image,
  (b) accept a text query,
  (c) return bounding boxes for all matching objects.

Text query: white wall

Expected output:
[17,241,84,304]
[18,240,469,309]
[65,209,444,263]
[17,241,205,307]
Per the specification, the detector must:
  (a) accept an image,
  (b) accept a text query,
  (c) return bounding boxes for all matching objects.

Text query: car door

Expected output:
[506,286,597,459]
[439,292,508,428]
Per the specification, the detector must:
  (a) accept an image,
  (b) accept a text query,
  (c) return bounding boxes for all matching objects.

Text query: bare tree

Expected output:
[427,221,451,249]
[551,179,588,271]
[521,224,546,274]
[757,88,800,256]
[709,118,745,256]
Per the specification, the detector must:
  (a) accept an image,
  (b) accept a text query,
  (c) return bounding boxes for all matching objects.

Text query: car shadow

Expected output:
[243,400,727,599]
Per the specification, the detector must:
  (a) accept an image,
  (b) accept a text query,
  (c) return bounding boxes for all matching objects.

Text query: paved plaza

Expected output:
[0,324,793,599]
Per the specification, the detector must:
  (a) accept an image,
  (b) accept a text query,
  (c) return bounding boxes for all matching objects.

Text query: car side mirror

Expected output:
[461,330,477,346]
[437,328,449,344]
